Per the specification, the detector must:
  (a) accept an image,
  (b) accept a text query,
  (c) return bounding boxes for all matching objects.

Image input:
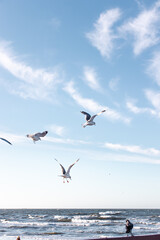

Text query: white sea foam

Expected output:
[99,211,122,215]
[100,215,112,218]
[54,215,69,219]
[72,217,110,226]
[1,219,48,227]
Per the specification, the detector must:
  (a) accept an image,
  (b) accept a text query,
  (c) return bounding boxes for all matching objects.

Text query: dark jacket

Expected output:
[126,221,133,233]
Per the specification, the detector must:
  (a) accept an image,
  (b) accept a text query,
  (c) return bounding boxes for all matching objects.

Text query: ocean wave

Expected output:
[54,215,72,222]
[72,214,124,222]
[27,214,48,220]
[1,209,160,239]
[28,214,34,219]
[98,216,124,221]
[99,211,122,215]
[71,218,112,226]
[40,232,64,235]
[1,219,49,227]
[57,218,71,222]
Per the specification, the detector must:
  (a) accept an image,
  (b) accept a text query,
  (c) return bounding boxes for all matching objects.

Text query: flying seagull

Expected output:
[55,158,79,183]
[0,137,12,145]
[80,110,106,128]
[26,131,48,143]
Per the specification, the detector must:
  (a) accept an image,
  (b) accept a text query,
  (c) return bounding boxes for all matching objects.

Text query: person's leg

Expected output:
[130,230,134,236]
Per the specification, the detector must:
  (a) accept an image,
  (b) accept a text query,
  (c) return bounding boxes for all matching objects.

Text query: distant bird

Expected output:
[26,131,48,143]
[0,137,12,145]
[55,158,79,183]
[80,110,106,128]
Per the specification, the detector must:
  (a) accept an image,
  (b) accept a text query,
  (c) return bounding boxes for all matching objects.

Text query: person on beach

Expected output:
[126,219,134,236]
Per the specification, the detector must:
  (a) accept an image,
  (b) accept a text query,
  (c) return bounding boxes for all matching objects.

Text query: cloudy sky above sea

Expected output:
[0,0,160,208]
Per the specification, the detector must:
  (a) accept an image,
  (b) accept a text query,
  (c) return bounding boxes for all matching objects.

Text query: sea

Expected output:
[0,209,160,240]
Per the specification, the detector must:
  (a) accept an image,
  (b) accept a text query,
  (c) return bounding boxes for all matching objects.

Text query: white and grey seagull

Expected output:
[80,110,106,128]
[26,131,48,143]
[55,158,79,183]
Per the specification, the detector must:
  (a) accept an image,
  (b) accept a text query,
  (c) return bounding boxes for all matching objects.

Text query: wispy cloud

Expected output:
[0,41,62,100]
[83,66,101,91]
[64,81,130,123]
[119,1,160,55]
[0,130,91,146]
[0,131,27,144]
[45,136,90,145]
[104,142,160,157]
[126,99,157,116]
[3,130,160,165]
[92,150,160,165]
[86,8,122,58]
[147,51,160,86]
[48,124,66,137]
[145,89,160,112]
[109,77,119,91]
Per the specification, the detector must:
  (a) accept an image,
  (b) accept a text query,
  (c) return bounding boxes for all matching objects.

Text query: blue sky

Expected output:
[1,0,160,208]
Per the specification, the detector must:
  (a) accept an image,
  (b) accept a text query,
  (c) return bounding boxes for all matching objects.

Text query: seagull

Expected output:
[0,137,12,145]
[55,158,79,183]
[26,131,48,143]
[80,110,106,128]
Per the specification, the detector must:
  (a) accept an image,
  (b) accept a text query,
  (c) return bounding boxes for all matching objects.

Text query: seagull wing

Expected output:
[34,131,48,138]
[90,110,106,121]
[0,138,12,145]
[40,131,48,137]
[80,111,91,121]
[55,158,66,174]
[67,159,79,174]
[34,133,41,138]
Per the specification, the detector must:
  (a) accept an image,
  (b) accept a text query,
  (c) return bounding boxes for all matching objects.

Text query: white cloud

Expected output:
[109,77,119,91]
[126,99,157,116]
[83,66,101,91]
[48,124,65,137]
[145,89,160,111]
[0,132,27,144]
[0,41,62,100]
[45,136,90,145]
[145,52,160,115]
[64,81,130,123]
[104,142,160,157]
[3,130,160,165]
[96,151,160,165]
[119,1,160,55]
[86,8,122,58]
[0,130,91,146]
[147,51,160,86]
